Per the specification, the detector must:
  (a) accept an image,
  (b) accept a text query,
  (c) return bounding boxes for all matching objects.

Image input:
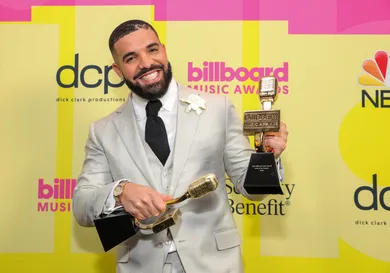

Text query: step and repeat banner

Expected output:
[1,1,390,272]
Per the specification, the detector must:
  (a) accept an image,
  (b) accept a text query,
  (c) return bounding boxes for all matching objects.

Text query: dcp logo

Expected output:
[56,53,125,94]
[354,174,390,210]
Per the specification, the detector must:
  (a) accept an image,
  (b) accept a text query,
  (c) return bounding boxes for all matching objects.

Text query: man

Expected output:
[72,19,288,273]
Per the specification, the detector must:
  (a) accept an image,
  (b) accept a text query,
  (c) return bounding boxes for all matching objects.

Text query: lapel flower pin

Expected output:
[180,94,207,115]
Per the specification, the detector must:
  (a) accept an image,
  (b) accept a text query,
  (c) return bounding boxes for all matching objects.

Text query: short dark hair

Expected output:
[108,19,160,54]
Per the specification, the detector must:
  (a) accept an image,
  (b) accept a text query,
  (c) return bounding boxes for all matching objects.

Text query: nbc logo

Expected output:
[358,50,390,87]
[358,50,390,108]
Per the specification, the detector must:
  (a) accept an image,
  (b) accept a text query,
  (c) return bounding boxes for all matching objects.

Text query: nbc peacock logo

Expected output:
[358,50,390,86]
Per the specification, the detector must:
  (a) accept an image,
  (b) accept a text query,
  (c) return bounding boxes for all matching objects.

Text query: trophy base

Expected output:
[93,208,182,252]
[93,208,139,252]
[243,152,283,195]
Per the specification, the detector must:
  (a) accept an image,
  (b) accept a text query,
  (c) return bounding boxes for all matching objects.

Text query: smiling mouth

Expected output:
[140,71,158,81]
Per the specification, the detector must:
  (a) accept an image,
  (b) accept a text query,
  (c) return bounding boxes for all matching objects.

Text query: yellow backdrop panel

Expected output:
[1,4,389,273]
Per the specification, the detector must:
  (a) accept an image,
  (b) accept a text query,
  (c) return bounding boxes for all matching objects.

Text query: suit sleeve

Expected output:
[222,96,284,201]
[72,122,122,227]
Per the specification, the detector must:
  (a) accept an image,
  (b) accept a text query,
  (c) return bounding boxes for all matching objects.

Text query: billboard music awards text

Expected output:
[37,178,76,212]
[187,61,289,95]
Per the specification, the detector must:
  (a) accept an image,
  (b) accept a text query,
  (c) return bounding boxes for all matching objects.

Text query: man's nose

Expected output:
[139,55,153,69]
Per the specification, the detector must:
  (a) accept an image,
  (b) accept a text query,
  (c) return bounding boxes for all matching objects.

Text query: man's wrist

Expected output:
[113,180,130,204]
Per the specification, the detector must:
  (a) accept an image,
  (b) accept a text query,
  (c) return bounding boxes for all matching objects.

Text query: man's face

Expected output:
[111,28,172,100]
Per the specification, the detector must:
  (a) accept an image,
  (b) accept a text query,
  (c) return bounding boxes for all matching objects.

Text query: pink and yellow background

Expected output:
[1,0,390,272]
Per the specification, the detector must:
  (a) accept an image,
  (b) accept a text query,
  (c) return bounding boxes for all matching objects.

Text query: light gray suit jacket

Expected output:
[72,84,282,273]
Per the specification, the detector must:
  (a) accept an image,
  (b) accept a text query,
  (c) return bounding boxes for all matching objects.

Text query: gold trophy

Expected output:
[93,174,219,251]
[135,173,219,233]
[242,76,283,195]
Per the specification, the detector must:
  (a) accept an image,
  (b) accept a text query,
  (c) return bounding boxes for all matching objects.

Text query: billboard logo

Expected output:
[188,62,289,83]
[187,61,289,95]
[37,178,76,212]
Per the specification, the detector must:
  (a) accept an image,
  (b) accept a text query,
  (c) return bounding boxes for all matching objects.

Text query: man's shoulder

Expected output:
[89,99,128,129]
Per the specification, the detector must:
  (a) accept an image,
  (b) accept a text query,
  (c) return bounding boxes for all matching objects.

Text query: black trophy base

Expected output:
[93,208,139,252]
[243,152,283,195]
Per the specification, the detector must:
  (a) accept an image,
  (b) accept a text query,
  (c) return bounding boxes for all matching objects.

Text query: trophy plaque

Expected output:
[93,173,219,252]
[242,76,283,195]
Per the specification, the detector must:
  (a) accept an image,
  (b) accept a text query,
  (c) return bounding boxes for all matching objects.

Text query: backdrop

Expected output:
[1,1,390,272]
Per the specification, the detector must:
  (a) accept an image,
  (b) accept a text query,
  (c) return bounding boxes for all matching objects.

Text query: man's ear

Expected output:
[111,63,123,80]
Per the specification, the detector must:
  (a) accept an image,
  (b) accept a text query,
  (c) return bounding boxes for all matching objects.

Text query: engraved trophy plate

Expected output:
[243,110,280,135]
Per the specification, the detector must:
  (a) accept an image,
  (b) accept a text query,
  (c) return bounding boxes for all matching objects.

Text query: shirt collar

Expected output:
[159,77,177,112]
[131,77,178,119]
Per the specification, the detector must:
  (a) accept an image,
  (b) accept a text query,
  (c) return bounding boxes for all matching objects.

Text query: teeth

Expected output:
[141,71,158,80]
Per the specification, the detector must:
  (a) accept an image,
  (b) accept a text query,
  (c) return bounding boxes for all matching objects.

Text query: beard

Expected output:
[124,62,173,101]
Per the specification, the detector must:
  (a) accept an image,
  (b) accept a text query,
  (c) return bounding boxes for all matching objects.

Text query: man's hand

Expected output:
[263,121,288,159]
[119,183,172,220]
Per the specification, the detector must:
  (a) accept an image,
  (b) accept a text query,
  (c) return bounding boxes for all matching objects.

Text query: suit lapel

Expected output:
[170,85,201,193]
[112,98,157,189]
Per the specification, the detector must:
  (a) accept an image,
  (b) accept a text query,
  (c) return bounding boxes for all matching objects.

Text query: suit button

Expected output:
[157,242,164,248]
[165,240,171,245]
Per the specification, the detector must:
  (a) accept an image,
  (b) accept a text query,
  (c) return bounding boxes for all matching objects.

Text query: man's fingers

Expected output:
[263,137,286,151]
[280,122,288,138]
[160,194,173,202]
[134,193,169,219]
[135,212,146,220]
[151,194,168,213]
[264,130,288,142]
[264,121,287,137]
[121,185,174,220]
[264,132,280,137]
[133,197,154,219]
[125,206,146,220]
[155,191,172,201]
